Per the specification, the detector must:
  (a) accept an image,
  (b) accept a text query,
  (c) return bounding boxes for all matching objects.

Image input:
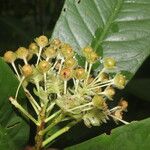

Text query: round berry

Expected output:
[3,51,16,63]
[16,47,29,59]
[35,35,49,47]
[22,65,33,77]
[103,57,116,69]
[44,47,57,59]
[60,68,72,80]
[38,60,50,73]
[92,95,104,108]
[98,72,109,82]
[29,42,38,54]
[113,74,126,89]
[118,99,128,111]
[104,86,115,99]
[64,57,77,68]
[61,43,74,58]
[74,67,86,80]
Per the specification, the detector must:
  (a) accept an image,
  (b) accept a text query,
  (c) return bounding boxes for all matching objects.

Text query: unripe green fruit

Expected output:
[16,47,29,59]
[92,95,104,108]
[104,86,115,99]
[61,43,74,58]
[118,99,128,111]
[44,47,57,58]
[98,72,109,82]
[89,51,99,63]
[3,51,16,63]
[64,57,77,68]
[60,68,72,80]
[38,60,50,73]
[22,65,33,77]
[35,35,49,47]
[51,38,61,47]
[103,57,116,69]
[74,67,86,80]
[113,74,126,89]
[29,42,38,54]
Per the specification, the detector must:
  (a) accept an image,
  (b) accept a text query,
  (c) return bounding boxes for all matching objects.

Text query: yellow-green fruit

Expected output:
[3,51,16,63]
[16,47,29,59]
[104,87,115,99]
[29,42,38,54]
[44,47,57,58]
[89,51,99,63]
[92,95,104,108]
[35,35,49,47]
[103,57,116,69]
[83,46,93,54]
[74,67,86,80]
[38,60,50,73]
[61,43,74,58]
[64,57,77,68]
[51,38,61,47]
[113,74,126,89]
[22,65,33,77]
[98,72,109,82]
[118,100,128,111]
[60,68,72,80]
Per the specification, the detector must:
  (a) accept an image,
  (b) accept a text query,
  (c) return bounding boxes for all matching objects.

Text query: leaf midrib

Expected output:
[94,0,124,50]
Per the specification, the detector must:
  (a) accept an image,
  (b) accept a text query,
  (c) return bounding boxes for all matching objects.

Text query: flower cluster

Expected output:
[3,35,129,147]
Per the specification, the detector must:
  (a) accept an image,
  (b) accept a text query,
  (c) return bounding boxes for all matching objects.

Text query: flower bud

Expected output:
[60,68,72,80]
[38,60,50,73]
[29,42,38,54]
[3,51,16,63]
[74,67,86,80]
[16,47,29,60]
[35,35,49,47]
[114,110,123,120]
[113,74,126,89]
[103,57,116,69]
[92,95,104,109]
[64,57,77,68]
[22,65,33,77]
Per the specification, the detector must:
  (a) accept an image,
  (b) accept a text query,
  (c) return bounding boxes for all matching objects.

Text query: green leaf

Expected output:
[52,0,150,77]
[0,58,29,149]
[66,118,150,150]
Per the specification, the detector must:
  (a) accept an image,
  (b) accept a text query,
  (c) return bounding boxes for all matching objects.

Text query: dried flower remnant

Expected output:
[3,35,129,149]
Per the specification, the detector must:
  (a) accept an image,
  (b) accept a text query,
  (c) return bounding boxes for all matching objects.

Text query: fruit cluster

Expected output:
[3,35,128,146]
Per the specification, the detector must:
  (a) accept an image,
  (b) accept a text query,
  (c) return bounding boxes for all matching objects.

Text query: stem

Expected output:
[9,97,39,125]
[24,88,41,114]
[85,63,92,84]
[58,59,63,74]
[36,46,43,65]
[75,79,79,92]
[11,62,21,80]
[45,110,61,123]
[15,76,25,100]
[39,114,64,136]
[89,83,112,90]
[42,120,78,147]
[85,61,88,72]
[64,80,67,94]
[109,114,129,125]
[34,107,46,150]
[44,73,47,91]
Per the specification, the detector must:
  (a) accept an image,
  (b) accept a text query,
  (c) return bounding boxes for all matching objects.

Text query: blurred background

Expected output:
[0,0,64,54]
[0,0,150,149]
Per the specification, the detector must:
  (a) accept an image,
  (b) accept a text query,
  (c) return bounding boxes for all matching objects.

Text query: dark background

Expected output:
[0,0,150,149]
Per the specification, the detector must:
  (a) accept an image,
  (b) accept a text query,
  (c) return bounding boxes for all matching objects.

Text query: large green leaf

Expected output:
[52,0,150,76]
[66,118,150,150]
[0,58,29,149]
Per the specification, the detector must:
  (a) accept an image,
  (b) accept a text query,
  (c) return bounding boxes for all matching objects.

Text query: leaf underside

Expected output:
[52,0,150,76]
